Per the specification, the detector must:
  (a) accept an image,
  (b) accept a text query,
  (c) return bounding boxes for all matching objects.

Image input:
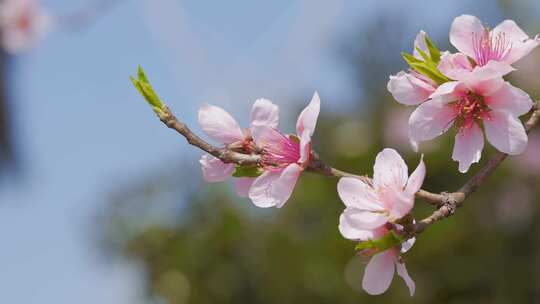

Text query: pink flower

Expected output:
[337,148,425,236]
[198,99,279,197]
[409,61,534,172]
[360,226,416,296]
[450,15,539,67]
[336,149,423,296]
[388,31,438,106]
[248,92,320,208]
[0,0,52,54]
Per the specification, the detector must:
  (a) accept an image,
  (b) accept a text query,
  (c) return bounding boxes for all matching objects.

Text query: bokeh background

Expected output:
[1,0,540,303]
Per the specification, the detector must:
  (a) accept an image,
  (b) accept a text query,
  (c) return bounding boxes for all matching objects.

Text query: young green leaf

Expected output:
[400,33,449,85]
[130,66,165,112]
[355,230,404,254]
[232,165,263,178]
[401,52,422,65]
[424,34,441,62]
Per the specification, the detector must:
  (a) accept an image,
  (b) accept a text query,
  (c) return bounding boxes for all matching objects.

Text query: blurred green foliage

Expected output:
[104,106,540,303]
[102,5,540,304]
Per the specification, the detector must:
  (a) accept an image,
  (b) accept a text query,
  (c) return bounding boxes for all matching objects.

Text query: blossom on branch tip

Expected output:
[198,99,279,196]
[0,0,52,54]
[337,148,423,296]
[409,61,533,172]
[248,92,321,208]
[450,15,539,67]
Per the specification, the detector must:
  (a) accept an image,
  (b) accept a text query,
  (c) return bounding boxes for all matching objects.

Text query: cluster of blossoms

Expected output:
[198,93,320,208]
[0,0,52,54]
[133,15,539,297]
[199,94,424,294]
[338,148,424,295]
[388,15,539,172]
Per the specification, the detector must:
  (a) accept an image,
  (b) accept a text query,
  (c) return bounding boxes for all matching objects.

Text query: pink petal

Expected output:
[250,98,279,129]
[199,154,234,182]
[373,148,408,191]
[362,251,396,295]
[437,52,473,80]
[235,178,255,197]
[248,170,281,208]
[463,61,515,96]
[485,82,533,116]
[484,110,528,155]
[409,97,456,142]
[405,155,426,196]
[412,30,428,58]
[401,237,416,254]
[340,208,388,230]
[505,39,540,66]
[251,125,283,148]
[298,131,311,165]
[337,177,384,211]
[396,262,416,296]
[387,190,415,221]
[296,92,320,138]
[492,19,529,41]
[449,15,486,58]
[198,104,244,144]
[452,123,484,173]
[492,20,540,64]
[271,163,302,208]
[387,71,435,105]
[429,81,459,100]
[409,134,419,153]
[338,213,375,240]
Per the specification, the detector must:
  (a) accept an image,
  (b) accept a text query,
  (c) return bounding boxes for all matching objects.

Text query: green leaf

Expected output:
[130,66,165,112]
[401,52,422,65]
[400,33,450,85]
[409,62,450,85]
[424,34,441,62]
[232,165,263,178]
[137,65,150,83]
[409,63,439,81]
[355,230,404,254]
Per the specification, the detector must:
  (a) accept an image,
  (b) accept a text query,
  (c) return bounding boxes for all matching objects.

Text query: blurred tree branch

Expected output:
[0,50,14,172]
[56,0,127,31]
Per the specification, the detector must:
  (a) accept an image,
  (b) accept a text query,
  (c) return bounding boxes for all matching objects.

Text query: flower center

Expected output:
[451,92,490,129]
[472,29,512,66]
[260,132,300,171]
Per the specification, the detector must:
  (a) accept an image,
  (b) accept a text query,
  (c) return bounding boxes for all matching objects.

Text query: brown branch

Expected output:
[155,101,540,239]
[413,102,540,235]
[307,102,540,237]
[307,152,444,203]
[157,106,260,166]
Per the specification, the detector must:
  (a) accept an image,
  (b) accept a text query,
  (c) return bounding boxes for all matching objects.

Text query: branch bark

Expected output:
[157,106,261,166]
[413,102,540,234]
[155,102,540,238]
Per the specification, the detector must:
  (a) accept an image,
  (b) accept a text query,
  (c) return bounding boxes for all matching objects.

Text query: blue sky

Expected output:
[0,0,518,302]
